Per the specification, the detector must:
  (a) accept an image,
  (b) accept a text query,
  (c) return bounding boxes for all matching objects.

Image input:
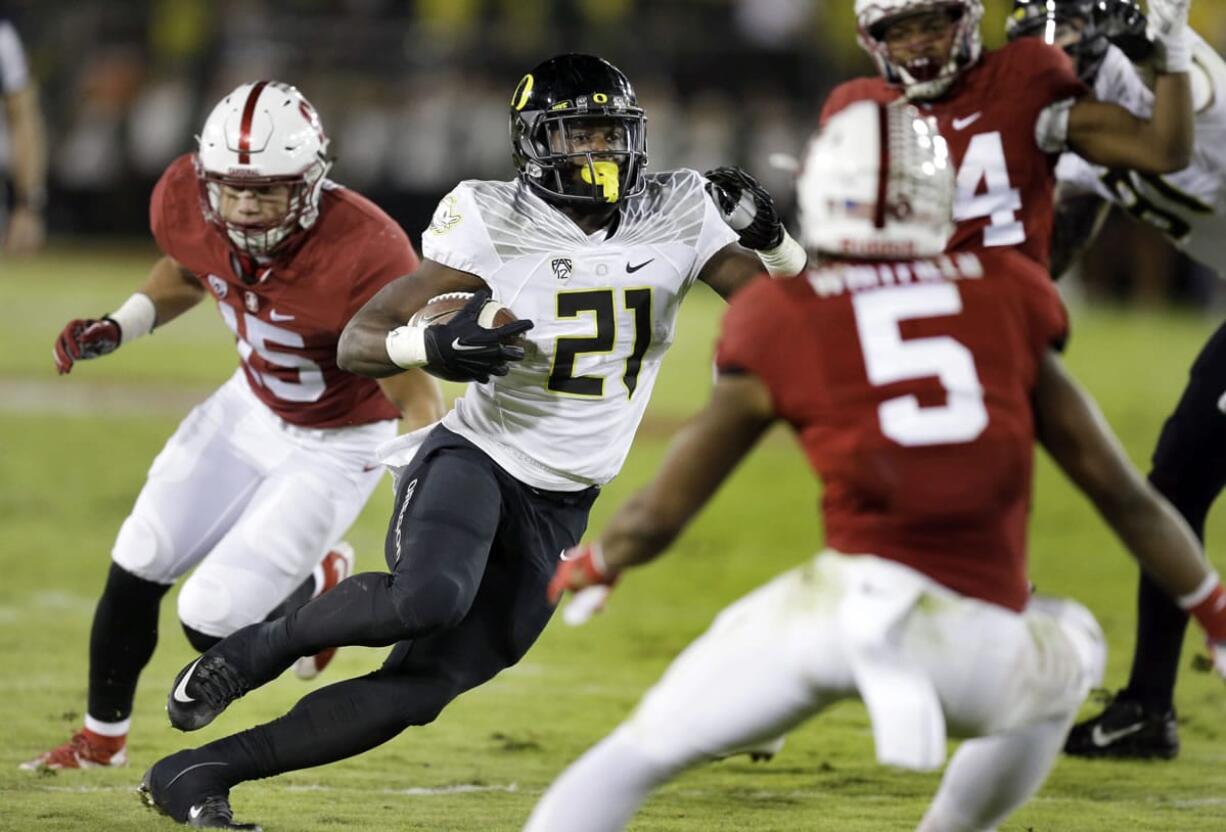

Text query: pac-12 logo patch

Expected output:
[207,274,228,298]
[552,258,573,280]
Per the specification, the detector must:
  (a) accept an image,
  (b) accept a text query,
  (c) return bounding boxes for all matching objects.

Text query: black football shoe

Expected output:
[1064,691,1179,760]
[167,654,252,732]
[139,751,260,830]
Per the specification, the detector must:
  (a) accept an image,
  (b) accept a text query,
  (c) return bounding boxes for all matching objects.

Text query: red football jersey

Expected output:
[715,250,1068,611]
[150,154,417,428]
[820,39,1087,268]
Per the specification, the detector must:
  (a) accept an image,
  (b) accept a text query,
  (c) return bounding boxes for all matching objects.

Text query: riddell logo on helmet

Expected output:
[225,168,260,177]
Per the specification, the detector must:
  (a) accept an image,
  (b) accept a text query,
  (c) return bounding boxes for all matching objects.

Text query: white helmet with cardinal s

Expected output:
[195,81,332,257]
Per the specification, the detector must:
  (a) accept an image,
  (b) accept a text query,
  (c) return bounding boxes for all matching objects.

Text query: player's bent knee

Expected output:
[1025,596,1106,716]
[390,574,474,635]
[181,621,222,652]
[178,572,237,638]
[112,513,178,583]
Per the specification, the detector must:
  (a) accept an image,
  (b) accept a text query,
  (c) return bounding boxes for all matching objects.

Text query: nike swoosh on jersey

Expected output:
[1091,721,1144,747]
[173,658,202,704]
[269,309,294,321]
[952,112,983,131]
[626,259,654,273]
[189,806,204,820]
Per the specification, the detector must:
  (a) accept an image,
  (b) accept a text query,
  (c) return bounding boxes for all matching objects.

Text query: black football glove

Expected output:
[704,166,784,252]
[53,317,122,375]
[422,291,534,384]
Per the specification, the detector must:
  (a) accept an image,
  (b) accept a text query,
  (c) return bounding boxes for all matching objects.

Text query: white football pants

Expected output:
[111,370,395,637]
[525,551,1105,832]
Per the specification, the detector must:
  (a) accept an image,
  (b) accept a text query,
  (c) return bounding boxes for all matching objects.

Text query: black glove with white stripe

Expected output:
[704,166,784,252]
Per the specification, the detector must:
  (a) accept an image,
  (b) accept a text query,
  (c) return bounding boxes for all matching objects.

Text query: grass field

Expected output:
[2,245,1225,831]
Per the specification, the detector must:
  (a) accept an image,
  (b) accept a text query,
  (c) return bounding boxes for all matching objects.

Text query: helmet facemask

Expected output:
[196,157,330,258]
[515,109,647,206]
[857,0,985,101]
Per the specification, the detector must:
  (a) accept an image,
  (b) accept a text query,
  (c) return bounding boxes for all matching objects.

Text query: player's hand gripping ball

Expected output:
[411,291,533,383]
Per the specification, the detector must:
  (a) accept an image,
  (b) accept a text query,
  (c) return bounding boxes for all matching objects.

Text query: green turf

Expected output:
[2,247,1225,830]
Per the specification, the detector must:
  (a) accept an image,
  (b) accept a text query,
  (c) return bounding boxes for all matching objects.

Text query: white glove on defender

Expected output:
[1146,0,1192,72]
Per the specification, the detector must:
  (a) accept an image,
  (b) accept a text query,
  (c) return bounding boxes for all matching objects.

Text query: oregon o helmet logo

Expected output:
[512,74,534,110]
[592,92,608,104]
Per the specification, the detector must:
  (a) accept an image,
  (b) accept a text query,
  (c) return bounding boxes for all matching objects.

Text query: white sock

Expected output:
[918,714,1072,832]
[523,729,685,832]
[83,714,129,738]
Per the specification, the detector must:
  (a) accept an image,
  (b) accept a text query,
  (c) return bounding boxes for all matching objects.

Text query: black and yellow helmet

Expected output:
[510,54,648,206]
[1006,0,1149,83]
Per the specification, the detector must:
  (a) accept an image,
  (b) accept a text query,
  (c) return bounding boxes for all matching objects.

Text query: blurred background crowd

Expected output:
[3,0,1226,305]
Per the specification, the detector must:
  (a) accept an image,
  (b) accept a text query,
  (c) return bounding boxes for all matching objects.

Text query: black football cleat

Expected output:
[1064,691,1179,760]
[167,654,251,732]
[139,752,260,830]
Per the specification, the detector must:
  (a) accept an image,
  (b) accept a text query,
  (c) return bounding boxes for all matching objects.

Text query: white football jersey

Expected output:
[423,172,737,490]
[1056,35,1226,275]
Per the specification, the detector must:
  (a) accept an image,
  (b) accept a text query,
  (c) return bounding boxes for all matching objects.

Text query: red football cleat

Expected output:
[20,728,127,771]
[293,542,355,680]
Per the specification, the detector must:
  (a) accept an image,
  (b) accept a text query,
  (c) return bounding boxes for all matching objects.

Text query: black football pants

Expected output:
[1126,319,1226,711]
[191,426,596,783]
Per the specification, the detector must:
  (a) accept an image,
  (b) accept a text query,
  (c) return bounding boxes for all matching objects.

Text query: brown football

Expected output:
[408,292,519,331]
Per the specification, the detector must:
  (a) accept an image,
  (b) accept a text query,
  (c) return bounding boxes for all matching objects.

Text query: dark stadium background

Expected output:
[4,0,1226,306]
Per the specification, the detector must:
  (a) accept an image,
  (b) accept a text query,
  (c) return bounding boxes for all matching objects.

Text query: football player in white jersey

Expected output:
[1010,0,1226,760]
[138,53,806,828]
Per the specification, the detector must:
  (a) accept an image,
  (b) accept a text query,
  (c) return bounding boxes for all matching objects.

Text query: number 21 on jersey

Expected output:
[954,131,1025,248]
[852,283,987,447]
[547,288,653,399]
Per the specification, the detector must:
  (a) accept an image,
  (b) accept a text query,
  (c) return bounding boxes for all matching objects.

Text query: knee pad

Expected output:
[390,573,472,635]
[177,570,238,638]
[181,621,222,652]
[179,562,292,639]
[112,513,178,583]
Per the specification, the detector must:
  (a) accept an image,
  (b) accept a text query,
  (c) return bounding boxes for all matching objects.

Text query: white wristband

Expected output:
[1176,572,1221,610]
[756,230,807,278]
[109,293,157,345]
[385,323,429,369]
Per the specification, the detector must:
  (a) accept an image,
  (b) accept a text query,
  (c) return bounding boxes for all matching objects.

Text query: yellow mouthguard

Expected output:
[581,160,621,203]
